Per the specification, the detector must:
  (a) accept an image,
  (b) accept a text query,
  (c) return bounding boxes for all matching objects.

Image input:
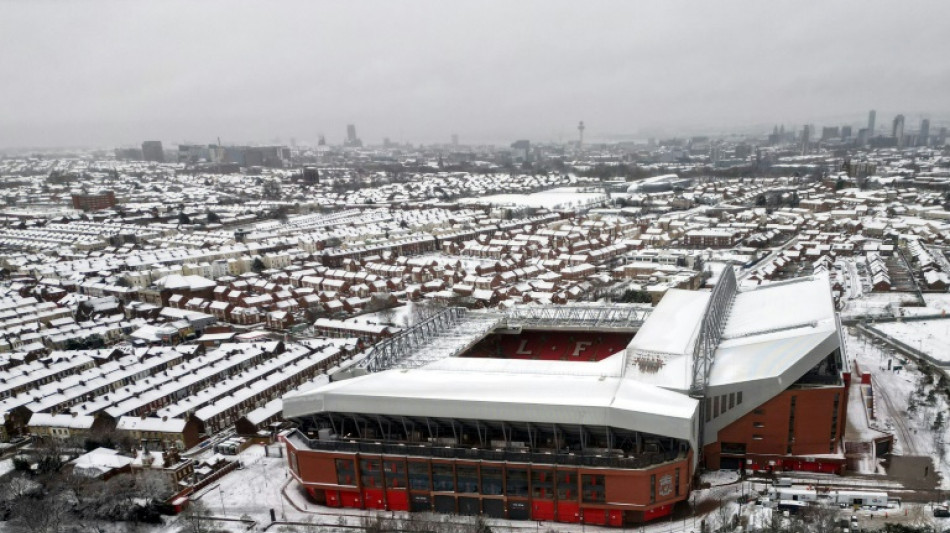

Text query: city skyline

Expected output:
[2,0,950,149]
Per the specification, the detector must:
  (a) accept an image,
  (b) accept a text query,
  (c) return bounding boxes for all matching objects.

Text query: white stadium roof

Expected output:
[282,365,699,445]
[284,272,840,453]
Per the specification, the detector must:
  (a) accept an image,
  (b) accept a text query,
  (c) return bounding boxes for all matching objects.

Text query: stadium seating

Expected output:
[463,332,633,362]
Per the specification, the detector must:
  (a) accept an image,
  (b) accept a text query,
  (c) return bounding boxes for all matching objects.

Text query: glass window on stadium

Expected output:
[557,470,577,501]
[384,459,407,489]
[457,465,479,494]
[506,468,529,498]
[335,458,356,486]
[481,466,503,496]
[432,463,455,492]
[408,461,431,491]
[581,474,605,503]
[360,458,382,489]
[532,469,555,500]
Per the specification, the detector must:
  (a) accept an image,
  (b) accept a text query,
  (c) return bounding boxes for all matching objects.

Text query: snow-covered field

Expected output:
[873,319,950,363]
[458,188,607,210]
[841,292,921,319]
[923,293,950,313]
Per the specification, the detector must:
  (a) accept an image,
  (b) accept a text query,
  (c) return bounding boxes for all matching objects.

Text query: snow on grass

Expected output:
[923,293,950,313]
[841,292,921,319]
[874,319,950,363]
[701,469,740,486]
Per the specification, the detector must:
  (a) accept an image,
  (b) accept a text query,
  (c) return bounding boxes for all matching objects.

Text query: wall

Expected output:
[705,384,847,469]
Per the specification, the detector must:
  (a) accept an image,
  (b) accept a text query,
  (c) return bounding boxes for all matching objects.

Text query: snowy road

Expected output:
[871,374,918,455]
[847,259,864,299]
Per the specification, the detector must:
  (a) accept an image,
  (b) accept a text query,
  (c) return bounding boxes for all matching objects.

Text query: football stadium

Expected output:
[281,268,849,526]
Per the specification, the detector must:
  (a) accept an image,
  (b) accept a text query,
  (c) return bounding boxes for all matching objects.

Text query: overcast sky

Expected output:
[2,0,949,149]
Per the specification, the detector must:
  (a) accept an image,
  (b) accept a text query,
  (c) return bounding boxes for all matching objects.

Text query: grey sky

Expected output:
[2,0,949,148]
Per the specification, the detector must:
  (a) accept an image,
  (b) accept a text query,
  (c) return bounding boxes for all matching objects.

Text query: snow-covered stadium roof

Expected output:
[711,273,838,387]
[282,364,699,444]
[284,273,839,451]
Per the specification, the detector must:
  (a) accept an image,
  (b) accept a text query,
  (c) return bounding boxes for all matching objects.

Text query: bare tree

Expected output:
[178,499,214,533]
[8,495,70,533]
[906,504,936,531]
[136,469,173,504]
[800,503,841,533]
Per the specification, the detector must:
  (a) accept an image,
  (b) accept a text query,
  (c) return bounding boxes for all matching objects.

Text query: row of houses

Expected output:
[22,340,353,450]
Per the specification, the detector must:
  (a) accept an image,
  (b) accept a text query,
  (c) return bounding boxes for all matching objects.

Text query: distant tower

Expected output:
[892,114,905,148]
[344,125,362,148]
[800,125,810,156]
[868,110,876,138]
[578,121,585,149]
[920,118,931,147]
[451,134,459,147]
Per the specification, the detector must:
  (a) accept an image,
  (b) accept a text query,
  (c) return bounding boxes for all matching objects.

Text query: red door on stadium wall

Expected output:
[363,489,385,509]
[582,508,608,526]
[557,502,580,523]
[386,490,409,511]
[339,490,362,508]
[531,500,556,521]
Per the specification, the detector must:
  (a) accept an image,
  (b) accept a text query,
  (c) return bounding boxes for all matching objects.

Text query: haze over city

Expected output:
[2,0,950,149]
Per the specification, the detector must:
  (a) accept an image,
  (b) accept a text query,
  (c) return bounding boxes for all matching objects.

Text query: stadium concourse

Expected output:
[280,268,856,527]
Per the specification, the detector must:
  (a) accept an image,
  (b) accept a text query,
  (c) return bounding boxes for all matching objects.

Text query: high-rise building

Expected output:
[841,126,852,139]
[920,119,931,147]
[451,134,459,147]
[868,110,876,138]
[800,125,810,156]
[345,125,362,148]
[141,141,164,163]
[578,121,585,149]
[892,115,905,148]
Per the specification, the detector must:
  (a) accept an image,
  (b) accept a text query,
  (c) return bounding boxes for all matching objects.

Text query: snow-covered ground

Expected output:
[841,292,920,319]
[0,458,14,478]
[458,188,607,210]
[843,325,950,488]
[874,319,950,363]
[923,293,950,313]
